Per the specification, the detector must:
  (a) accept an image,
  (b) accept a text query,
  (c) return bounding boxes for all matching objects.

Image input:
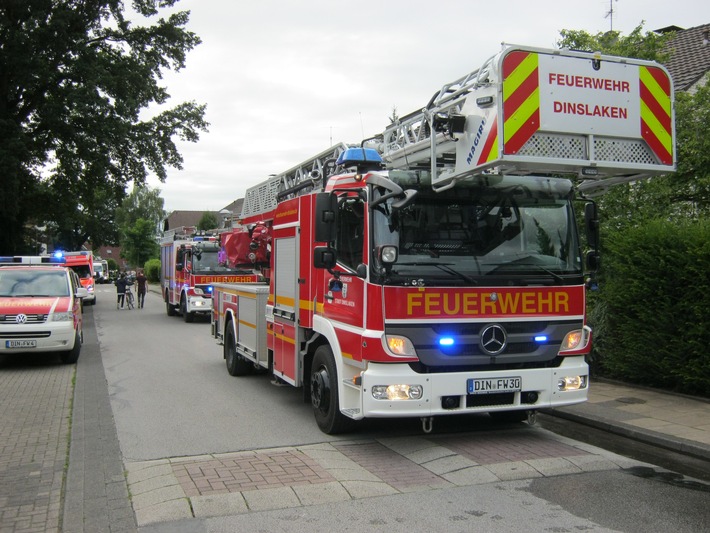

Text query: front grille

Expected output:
[0,314,48,324]
[388,319,582,372]
[0,331,51,339]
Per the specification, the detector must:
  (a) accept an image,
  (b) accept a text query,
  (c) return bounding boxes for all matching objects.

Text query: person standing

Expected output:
[136,269,148,309]
[115,273,128,309]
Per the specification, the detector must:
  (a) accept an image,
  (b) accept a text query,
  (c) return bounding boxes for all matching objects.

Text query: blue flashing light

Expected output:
[336,147,383,167]
[53,251,64,259]
[534,335,548,343]
[207,286,213,293]
[438,337,455,347]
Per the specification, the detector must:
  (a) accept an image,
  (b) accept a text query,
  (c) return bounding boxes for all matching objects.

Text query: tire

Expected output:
[166,292,176,316]
[310,345,354,434]
[60,330,82,364]
[224,323,252,376]
[181,296,194,323]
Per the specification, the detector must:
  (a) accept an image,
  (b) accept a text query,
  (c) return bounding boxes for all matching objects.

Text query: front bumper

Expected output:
[360,356,588,418]
[0,322,77,354]
[187,295,213,314]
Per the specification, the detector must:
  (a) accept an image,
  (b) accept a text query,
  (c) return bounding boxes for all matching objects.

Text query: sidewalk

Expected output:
[549,380,710,462]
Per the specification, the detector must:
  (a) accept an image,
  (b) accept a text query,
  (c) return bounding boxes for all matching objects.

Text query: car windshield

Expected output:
[0,270,70,297]
[70,265,92,279]
[370,172,583,287]
[191,244,245,274]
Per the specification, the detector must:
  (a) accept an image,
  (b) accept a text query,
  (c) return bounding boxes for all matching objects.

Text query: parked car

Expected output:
[0,265,89,363]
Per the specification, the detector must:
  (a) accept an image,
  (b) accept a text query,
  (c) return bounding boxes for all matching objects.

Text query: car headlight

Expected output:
[52,312,73,322]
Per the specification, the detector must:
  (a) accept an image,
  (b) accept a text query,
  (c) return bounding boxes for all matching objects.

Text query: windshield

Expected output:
[190,244,244,274]
[69,264,92,279]
[0,270,70,297]
[371,172,583,286]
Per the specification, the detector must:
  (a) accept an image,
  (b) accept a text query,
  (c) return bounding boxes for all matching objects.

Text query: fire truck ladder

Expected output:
[241,143,353,219]
[378,53,497,173]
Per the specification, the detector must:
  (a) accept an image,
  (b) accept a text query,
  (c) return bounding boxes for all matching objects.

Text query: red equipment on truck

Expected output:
[211,44,675,434]
[161,226,260,322]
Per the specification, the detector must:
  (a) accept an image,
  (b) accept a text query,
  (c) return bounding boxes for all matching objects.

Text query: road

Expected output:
[3,283,707,532]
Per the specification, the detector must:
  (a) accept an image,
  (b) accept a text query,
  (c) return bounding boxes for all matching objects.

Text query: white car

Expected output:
[0,265,89,363]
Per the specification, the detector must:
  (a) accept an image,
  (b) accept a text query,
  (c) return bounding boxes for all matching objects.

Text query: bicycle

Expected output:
[125,286,135,310]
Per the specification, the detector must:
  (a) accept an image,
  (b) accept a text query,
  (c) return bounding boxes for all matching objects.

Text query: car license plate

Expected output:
[6,340,37,349]
[468,376,521,394]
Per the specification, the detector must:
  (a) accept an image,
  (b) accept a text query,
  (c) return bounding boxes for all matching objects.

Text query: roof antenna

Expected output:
[605,0,618,32]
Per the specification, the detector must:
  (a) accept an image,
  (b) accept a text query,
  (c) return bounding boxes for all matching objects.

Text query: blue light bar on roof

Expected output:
[336,148,383,167]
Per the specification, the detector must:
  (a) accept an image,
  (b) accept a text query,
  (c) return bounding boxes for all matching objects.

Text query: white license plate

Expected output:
[468,376,521,394]
[6,340,37,349]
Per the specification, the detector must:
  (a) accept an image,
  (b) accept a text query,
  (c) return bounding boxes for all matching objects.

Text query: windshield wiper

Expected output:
[395,262,478,285]
[486,261,566,283]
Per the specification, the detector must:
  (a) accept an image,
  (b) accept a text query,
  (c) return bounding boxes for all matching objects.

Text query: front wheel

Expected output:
[310,345,354,434]
[60,330,82,364]
[224,323,252,376]
[181,296,194,323]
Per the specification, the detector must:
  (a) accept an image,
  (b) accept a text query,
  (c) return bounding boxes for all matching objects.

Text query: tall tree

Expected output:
[122,217,159,269]
[115,184,166,236]
[0,0,208,254]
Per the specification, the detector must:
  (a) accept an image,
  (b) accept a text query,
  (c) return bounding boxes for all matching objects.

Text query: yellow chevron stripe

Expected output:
[503,87,540,144]
[640,67,671,115]
[641,100,672,154]
[486,136,499,163]
[503,52,538,101]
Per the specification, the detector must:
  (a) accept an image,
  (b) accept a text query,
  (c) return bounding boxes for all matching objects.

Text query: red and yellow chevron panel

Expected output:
[502,51,540,155]
[639,66,673,165]
[477,116,499,165]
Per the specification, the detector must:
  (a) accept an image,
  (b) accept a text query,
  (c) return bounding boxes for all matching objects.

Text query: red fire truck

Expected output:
[211,44,675,434]
[161,227,260,322]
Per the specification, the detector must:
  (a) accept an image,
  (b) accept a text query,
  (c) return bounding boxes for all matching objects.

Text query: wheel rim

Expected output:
[311,366,331,414]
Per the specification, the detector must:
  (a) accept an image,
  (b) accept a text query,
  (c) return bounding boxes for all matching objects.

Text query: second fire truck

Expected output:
[161,227,259,322]
[211,44,675,434]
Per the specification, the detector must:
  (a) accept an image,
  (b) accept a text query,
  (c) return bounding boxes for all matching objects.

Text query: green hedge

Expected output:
[143,259,161,283]
[596,219,710,396]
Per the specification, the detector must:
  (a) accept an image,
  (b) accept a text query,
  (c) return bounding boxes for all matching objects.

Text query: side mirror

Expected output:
[176,262,184,270]
[315,193,337,242]
[313,246,337,269]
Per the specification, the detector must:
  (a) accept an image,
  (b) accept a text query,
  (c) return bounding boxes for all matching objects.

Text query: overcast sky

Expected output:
[144,0,708,213]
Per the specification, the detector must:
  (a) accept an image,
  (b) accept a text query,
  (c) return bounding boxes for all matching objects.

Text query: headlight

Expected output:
[52,312,73,322]
[193,287,204,295]
[557,375,588,391]
[372,384,424,400]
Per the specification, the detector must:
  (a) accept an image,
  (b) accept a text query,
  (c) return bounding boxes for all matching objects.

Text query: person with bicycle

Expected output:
[135,269,147,308]
[115,272,128,309]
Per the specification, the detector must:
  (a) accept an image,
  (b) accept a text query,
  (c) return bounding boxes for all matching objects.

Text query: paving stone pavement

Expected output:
[124,427,638,528]
[0,358,72,533]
